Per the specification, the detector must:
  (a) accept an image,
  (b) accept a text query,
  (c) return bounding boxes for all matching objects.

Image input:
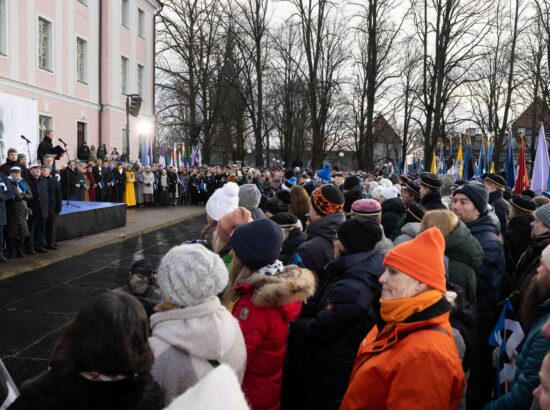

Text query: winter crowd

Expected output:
[5,135,550,409]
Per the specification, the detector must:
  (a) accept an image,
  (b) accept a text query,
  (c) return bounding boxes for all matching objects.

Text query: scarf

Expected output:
[79,371,128,382]
[379,290,442,334]
[258,259,284,276]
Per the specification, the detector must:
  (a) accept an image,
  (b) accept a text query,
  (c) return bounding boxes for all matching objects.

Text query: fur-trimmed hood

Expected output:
[234,265,316,309]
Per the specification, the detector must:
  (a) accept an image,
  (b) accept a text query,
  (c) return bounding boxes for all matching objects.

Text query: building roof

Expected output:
[373,114,402,145]
[512,98,550,135]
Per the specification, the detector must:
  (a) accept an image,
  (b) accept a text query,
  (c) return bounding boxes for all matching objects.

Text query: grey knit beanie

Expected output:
[157,244,228,307]
[239,184,261,210]
[535,204,550,228]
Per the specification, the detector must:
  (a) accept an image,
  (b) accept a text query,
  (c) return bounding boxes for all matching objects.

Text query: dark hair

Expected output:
[50,289,153,378]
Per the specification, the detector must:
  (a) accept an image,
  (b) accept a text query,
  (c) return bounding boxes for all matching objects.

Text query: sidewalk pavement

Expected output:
[0,206,205,280]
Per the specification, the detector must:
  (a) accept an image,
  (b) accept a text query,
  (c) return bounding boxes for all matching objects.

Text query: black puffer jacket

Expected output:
[420,191,447,210]
[381,197,405,239]
[503,215,533,275]
[489,190,510,232]
[512,234,550,296]
[8,369,164,410]
[291,213,345,287]
[466,214,505,332]
[284,250,385,410]
[280,227,307,265]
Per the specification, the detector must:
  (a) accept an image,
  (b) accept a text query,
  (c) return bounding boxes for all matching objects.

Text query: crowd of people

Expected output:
[5,151,550,409]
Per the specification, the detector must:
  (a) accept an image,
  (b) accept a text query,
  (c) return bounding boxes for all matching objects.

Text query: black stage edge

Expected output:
[55,202,127,241]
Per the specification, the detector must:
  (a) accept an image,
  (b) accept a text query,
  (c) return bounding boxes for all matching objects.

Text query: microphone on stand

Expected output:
[59,138,68,146]
[20,135,31,143]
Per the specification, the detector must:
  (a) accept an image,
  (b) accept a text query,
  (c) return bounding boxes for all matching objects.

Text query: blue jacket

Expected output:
[466,214,505,331]
[484,300,550,410]
[285,250,385,410]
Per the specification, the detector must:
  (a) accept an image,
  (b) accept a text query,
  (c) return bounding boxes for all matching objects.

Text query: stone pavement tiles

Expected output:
[0,215,206,386]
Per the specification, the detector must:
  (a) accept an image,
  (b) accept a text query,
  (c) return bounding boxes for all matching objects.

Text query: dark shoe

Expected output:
[36,248,48,253]
[46,244,57,250]
[25,249,37,255]
[0,254,7,262]
[16,252,25,258]
[6,253,14,259]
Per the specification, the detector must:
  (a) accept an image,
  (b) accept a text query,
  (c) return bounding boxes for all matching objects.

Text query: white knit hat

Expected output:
[379,178,393,188]
[157,244,228,307]
[165,364,249,410]
[381,186,398,200]
[205,182,240,221]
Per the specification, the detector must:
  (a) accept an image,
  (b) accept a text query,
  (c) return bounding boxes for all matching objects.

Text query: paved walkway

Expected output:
[0,206,205,280]
[0,214,206,386]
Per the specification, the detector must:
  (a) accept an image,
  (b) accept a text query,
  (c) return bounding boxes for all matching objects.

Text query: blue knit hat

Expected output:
[316,163,332,184]
[230,218,284,271]
[453,182,489,215]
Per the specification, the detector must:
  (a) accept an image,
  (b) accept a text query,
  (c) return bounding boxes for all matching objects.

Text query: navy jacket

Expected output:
[44,174,62,215]
[27,176,49,219]
[0,174,15,225]
[421,191,447,210]
[285,250,385,410]
[466,214,505,331]
[489,190,510,232]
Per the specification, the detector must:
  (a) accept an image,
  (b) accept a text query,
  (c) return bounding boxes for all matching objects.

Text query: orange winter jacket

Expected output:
[340,298,465,410]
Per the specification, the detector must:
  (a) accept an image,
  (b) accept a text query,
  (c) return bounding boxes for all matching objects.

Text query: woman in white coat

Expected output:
[142,166,155,207]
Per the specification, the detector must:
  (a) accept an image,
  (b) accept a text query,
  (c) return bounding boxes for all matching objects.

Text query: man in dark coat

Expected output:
[0,173,14,261]
[41,164,62,250]
[77,142,91,162]
[92,159,106,201]
[291,184,346,289]
[483,173,510,232]
[112,162,126,203]
[17,153,31,181]
[342,176,365,215]
[37,130,54,163]
[400,180,421,208]
[0,148,19,176]
[452,182,505,409]
[284,218,384,410]
[380,189,405,239]
[26,164,49,253]
[419,173,446,210]
[60,161,81,201]
[270,213,307,264]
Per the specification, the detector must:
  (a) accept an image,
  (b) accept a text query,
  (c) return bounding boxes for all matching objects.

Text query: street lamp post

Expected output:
[247,148,252,167]
[339,151,344,170]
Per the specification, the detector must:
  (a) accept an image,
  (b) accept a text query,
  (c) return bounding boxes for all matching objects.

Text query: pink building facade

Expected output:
[0,0,160,162]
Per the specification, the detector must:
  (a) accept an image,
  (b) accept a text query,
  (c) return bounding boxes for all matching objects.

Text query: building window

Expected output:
[0,0,6,56]
[39,115,53,139]
[121,0,129,28]
[77,0,88,6]
[138,9,145,38]
[77,122,87,147]
[77,37,88,84]
[137,64,144,97]
[38,17,53,71]
[121,56,128,94]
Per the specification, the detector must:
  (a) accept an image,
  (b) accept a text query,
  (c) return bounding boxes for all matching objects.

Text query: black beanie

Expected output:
[343,176,360,191]
[522,189,536,199]
[284,169,295,180]
[453,182,489,215]
[338,218,382,254]
[265,196,288,215]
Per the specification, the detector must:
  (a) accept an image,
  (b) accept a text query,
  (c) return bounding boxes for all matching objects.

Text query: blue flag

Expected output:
[505,133,516,188]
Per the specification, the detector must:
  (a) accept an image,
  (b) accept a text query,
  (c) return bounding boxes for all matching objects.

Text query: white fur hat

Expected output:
[381,186,398,200]
[205,182,240,221]
[370,186,384,201]
[379,178,393,188]
[165,364,249,410]
[157,244,228,307]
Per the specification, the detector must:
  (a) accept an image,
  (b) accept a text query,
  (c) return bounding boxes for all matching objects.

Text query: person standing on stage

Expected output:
[26,164,49,254]
[17,153,31,181]
[41,163,61,250]
[0,148,19,176]
[6,166,32,258]
[0,171,14,262]
[92,159,105,201]
[113,162,126,203]
[78,141,91,162]
[60,160,81,201]
[37,129,54,163]
[124,164,136,207]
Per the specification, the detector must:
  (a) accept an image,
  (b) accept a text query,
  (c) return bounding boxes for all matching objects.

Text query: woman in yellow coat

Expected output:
[124,164,136,207]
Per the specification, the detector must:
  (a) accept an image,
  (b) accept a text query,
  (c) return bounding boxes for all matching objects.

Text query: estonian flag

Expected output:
[488,299,525,397]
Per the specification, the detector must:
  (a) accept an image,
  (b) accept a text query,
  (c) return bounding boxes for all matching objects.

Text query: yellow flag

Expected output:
[457,143,463,178]
[430,151,437,174]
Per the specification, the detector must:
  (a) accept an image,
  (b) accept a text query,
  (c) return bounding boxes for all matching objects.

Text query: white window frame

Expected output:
[77,0,88,6]
[138,8,145,38]
[76,36,88,84]
[121,55,129,95]
[137,64,144,97]
[0,0,7,56]
[39,115,53,139]
[38,16,53,72]
[121,0,129,28]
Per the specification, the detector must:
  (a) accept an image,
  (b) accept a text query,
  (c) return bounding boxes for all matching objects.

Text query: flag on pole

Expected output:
[531,123,550,193]
[148,140,153,166]
[197,145,202,166]
[456,141,463,179]
[438,145,446,174]
[143,141,149,167]
[514,135,530,194]
[505,133,515,188]
[476,143,485,177]
[430,150,438,174]
[488,299,525,398]
[159,144,166,167]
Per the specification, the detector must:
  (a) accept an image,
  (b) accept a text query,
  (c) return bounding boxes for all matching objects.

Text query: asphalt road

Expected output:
[0,215,205,386]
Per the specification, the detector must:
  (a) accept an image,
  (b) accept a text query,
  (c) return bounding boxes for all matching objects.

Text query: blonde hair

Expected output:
[420,210,459,237]
[223,254,254,307]
[211,229,228,254]
[201,215,217,241]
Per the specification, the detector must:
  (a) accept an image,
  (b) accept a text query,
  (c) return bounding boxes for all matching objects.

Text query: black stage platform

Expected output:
[56,201,127,241]
[0,215,205,386]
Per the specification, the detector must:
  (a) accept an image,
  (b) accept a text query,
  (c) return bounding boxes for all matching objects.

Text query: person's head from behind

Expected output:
[452,182,489,223]
[509,195,536,219]
[380,227,446,300]
[130,255,154,281]
[350,199,382,224]
[334,218,382,258]
[420,210,459,237]
[309,185,344,223]
[289,185,310,219]
[50,289,153,378]
[534,351,550,409]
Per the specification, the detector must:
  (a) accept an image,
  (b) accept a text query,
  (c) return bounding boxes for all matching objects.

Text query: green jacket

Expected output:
[445,221,484,308]
[484,302,550,410]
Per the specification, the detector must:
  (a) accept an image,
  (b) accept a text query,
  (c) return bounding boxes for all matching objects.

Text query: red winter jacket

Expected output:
[230,267,316,410]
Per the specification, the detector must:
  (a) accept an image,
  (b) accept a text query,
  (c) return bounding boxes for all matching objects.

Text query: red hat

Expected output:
[383,227,446,292]
[217,207,253,243]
